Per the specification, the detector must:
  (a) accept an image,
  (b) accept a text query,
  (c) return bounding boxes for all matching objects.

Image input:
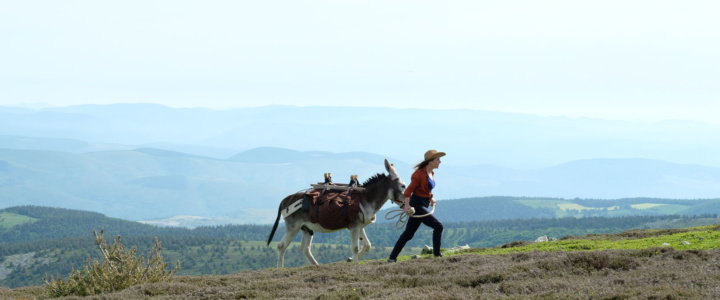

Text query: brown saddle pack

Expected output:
[306,188,362,230]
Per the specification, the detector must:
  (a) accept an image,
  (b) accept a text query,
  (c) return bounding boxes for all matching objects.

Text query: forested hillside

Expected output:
[2,206,718,288]
[372,196,720,225]
[2,204,718,246]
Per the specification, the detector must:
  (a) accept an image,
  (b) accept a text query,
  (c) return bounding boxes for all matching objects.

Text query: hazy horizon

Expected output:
[2,104,719,169]
[4,102,719,127]
[2,1,719,124]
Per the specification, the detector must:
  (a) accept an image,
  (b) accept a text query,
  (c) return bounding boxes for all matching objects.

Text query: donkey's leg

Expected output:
[349,226,361,263]
[276,225,301,268]
[300,228,319,265]
[357,227,372,260]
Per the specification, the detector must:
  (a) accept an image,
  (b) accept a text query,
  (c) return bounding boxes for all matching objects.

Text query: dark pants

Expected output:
[389,195,443,259]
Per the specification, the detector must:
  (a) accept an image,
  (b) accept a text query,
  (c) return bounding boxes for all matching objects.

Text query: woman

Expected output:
[388,149,445,262]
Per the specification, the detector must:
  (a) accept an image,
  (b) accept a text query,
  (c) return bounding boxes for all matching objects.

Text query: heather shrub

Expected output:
[500,240,532,248]
[569,251,612,271]
[567,251,640,272]
[635,246,676,258]
[455,273,505,288]
[510,252,532,262]
[44,229,180,297]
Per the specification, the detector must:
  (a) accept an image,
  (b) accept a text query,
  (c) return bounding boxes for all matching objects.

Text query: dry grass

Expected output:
[5,246,720,299]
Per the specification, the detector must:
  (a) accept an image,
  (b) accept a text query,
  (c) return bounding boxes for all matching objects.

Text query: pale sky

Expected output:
[2,1,719,123]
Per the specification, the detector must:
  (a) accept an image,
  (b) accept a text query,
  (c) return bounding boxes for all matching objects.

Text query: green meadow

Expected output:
[0,212,38,230]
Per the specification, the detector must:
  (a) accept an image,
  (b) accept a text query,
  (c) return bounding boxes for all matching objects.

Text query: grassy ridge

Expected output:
[0,212,37,230]
[465,225,719,255]
[3,224,720,299]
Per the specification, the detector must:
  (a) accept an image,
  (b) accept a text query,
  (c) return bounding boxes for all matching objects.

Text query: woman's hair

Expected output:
[414,160,431,170]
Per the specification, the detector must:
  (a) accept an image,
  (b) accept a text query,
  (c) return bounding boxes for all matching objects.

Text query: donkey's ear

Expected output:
[384,159,394,173]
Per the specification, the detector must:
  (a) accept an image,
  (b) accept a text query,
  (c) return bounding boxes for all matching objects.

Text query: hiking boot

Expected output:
[387,258,397,263]
[434,254,443,258]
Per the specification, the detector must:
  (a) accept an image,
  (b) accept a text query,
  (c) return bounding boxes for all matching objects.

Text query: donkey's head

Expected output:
[384,159,406,206]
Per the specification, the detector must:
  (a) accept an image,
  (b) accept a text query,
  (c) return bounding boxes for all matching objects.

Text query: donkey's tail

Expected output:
[267,205,282,247]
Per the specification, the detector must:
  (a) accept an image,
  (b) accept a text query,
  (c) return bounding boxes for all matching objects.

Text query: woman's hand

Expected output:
[430,198,437,207]
[403,197,411,213]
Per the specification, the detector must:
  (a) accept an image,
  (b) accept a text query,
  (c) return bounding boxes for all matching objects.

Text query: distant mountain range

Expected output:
[2,104,719,168]
[1,104,719,224]
[2,145,720,224]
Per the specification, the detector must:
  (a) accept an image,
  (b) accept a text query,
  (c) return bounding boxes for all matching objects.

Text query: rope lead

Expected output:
[384,205,436,229]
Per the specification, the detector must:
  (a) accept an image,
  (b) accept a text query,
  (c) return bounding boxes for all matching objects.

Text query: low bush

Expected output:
[562,251,640,273]
[500,240,532,248]
[44,229,180,297]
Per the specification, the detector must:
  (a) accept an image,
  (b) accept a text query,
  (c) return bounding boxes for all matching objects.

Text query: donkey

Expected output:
[267,159,406,268]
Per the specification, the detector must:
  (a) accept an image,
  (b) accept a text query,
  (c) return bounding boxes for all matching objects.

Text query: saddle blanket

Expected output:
[306,188,362,230]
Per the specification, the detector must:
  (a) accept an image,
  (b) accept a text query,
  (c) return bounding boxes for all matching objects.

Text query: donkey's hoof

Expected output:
[347,257,353,262]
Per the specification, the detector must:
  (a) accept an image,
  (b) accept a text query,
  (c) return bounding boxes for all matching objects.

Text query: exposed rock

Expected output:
[447,244,471,253]
[535,235,549,243]
[0,252,39,280]
[681,241,691,245]
[0,264,9,280]
[421,244,470,256]
[421,245,433,255]
[662,242,671,246]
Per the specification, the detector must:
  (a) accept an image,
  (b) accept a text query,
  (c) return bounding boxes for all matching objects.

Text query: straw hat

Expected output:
[423,149,446,162]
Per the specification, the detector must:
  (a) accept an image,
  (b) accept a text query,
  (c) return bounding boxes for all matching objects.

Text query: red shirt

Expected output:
[403,167,434,199]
